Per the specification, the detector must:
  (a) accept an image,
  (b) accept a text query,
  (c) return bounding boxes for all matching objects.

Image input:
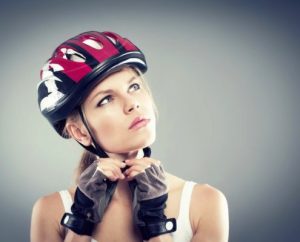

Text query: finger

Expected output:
[124,164,149,176]
[98,158,126,168]
[125,158,151,167]
[110,166,125,179]
[107,166,125,180]
[97,164,125,180]
[98,161,124,173]
[99,170,118,181]
[125,157,160,167]
[125,170,144,180]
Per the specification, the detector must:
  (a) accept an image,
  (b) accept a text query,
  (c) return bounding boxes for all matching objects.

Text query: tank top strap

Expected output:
[59,190,73,214]
[172,181,196,242]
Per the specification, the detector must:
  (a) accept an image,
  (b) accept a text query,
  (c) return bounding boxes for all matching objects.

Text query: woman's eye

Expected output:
[97,95,112,107]
[129,83,141,92]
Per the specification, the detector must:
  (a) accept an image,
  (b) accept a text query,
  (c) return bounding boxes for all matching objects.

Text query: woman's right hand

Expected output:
[61,158,125,236]
[96,158,126,181]
[75,158,126,222]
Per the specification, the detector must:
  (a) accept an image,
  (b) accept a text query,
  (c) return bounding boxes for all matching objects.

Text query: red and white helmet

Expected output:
[37,31,147,137]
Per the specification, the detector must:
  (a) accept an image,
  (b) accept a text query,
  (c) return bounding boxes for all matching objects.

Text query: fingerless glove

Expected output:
[61,160,117,236]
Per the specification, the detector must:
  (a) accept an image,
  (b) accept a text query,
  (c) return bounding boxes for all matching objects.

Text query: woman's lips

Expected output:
[129,117,150,130]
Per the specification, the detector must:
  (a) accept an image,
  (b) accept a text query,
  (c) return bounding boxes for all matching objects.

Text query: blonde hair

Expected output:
[64,67,158,184]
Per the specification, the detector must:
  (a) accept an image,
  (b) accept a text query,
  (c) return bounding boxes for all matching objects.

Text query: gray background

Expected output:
[0,0,299,241]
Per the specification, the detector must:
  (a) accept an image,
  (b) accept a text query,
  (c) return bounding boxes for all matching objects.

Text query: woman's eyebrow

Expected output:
[90,75,137,102]
[127,75,137,84]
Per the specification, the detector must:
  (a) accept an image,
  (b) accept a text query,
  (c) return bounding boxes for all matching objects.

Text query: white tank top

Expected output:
[59,181,196,242]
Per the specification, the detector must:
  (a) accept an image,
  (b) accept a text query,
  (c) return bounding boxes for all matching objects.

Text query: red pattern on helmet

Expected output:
[103,31,138,51]
[50,58,92,83]
[41,31,140,84]
[66,32,119,63]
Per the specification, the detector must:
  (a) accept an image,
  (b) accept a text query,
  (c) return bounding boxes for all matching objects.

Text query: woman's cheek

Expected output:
[96,119,124,147]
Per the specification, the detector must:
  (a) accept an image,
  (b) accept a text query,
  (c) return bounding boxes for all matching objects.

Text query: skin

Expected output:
[31,67,229,242]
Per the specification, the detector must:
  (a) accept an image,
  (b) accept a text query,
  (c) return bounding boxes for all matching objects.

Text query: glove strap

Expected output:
[61,213,95,236]
[138,218,177,240]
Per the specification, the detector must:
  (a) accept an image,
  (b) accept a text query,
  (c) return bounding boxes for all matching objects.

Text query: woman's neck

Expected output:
[105,149,144,162]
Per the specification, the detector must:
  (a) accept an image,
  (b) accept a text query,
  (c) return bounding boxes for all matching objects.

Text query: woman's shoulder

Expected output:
[166,172,227,207]
[190,183,228,216]
[32,186,76,215]
[190,183,229,239]
[31,191,68,226]
[32,191,62,216]
[165,173,228,236]
[31,191,67,241]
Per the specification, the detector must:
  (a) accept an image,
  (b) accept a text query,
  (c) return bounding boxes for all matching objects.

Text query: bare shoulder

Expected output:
[33,191,63,210]
[31,192,65,242]
[190,184,229,241]
[192,183,228,207]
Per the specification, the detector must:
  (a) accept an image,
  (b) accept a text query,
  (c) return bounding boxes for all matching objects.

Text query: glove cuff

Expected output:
[61,213,95,236]
[138,218,177,240]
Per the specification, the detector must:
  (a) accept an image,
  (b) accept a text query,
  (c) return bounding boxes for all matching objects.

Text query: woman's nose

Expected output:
[124,97,140,113]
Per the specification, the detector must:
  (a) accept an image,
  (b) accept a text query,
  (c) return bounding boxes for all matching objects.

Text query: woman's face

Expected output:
[82,67,156,154]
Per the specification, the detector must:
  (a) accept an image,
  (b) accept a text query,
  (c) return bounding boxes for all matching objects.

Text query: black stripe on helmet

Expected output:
[103,34,127,54]
[54,71,77,90]
[65,42,99,69]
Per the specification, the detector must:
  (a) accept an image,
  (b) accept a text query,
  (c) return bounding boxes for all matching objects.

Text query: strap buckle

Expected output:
[139,218,177,240]
[61,213,94,236]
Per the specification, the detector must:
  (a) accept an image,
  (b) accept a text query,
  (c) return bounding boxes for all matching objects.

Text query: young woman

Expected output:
[31,31,229,242]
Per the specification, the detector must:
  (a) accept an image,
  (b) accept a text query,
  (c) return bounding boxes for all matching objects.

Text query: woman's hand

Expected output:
[61,158,125,236]
[123,157,161,180]
[124,157,167,200]
[125,158,177,241]
[97,157,126,181]
[76,158,126,220]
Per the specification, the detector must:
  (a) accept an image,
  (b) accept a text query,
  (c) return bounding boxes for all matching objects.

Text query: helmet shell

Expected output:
[37,31,147,137]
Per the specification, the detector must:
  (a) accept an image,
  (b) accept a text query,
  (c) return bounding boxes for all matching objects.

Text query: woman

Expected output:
[31,31,229,242]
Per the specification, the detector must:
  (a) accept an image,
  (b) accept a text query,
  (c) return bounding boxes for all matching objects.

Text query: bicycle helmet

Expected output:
[37,31,147,138]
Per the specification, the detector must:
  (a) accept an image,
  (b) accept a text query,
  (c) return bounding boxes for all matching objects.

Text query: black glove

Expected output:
[61,160,117,236]
[130,163,177,240]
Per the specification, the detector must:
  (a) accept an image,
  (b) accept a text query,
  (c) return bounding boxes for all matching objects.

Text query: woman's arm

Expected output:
[148,234,173,242]
[30,195,64,242]
[191,184,229,242]
[64,231,92,242]
[30,194,93,242]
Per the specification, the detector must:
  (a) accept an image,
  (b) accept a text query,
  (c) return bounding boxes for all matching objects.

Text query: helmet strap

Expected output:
[77,106,152,159]
[77,107,108,158]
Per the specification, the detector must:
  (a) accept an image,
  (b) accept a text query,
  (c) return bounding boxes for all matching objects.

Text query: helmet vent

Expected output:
[61,48,86,63]
[106,35,117,45]
[83,39,103,50]
[69,52,86,62]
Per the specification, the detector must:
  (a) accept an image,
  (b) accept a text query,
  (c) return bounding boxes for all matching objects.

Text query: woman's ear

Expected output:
[65,122,92,146]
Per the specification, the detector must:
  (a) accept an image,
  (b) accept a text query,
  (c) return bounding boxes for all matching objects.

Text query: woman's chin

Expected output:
[127,136,156,152]
[110,135,156,154]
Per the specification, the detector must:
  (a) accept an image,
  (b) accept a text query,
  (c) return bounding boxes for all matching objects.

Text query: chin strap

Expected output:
[77,106,151,159]
[77,107,109,158]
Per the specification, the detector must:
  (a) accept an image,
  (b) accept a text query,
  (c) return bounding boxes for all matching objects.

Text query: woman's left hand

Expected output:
[123,157,161,180]
[124,157,167,200]
[124,157,177,241]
